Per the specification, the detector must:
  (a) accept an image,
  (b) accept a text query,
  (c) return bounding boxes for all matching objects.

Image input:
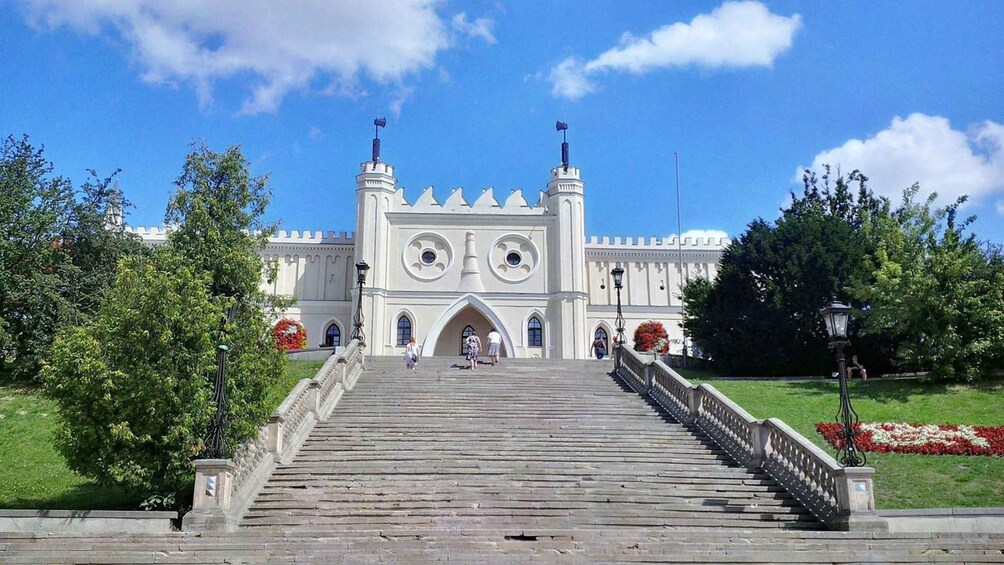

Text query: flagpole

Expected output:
[675,152,687,368]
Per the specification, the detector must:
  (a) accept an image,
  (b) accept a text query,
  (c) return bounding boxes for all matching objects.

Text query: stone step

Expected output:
[4,530,1004,564]
[242,357,817,535]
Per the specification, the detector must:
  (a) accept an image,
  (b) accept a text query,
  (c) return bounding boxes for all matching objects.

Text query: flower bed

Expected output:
[816,422,1004,456]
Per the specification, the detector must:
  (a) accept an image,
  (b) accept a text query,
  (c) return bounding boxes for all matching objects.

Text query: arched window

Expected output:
[324,323,341,347]
[594,327,608,350]
[396,316,412,346]
[460,325,475,355]
[527,317,543,347]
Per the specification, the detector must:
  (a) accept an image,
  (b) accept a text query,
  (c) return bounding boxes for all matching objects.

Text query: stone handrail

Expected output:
[184,338,365,531]
[615,345,884,531]
[694,384,759,467]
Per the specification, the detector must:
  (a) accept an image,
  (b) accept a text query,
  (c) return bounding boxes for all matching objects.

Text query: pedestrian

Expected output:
[405,336,419,370]
[486,327,502,366]
[591,334,607,360]
[466,329,481,370]
[849,355,867,380]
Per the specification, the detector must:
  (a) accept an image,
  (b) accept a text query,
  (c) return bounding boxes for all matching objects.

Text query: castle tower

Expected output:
[544,161,588,359]
[354,123,397,353]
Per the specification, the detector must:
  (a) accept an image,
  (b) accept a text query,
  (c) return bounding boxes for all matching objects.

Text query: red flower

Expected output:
[272,318,307,351]
[816,422,1004,456]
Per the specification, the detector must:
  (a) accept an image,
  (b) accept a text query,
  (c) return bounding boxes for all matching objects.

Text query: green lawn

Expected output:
[676,369,1004,509]
[0,359,325,510]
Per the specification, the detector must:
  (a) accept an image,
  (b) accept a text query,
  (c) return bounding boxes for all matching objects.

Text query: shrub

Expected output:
[42,251,218,499]
[633,321,669,353]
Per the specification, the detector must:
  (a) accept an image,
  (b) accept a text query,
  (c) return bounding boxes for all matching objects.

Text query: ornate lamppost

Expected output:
[205,303,237,459]
[351,261,370,345]
[612,266,625,370]
[820,298,865,467]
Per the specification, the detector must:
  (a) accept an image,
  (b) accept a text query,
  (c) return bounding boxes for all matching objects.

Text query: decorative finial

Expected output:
[555,121,569,171]
[372,117,387,162]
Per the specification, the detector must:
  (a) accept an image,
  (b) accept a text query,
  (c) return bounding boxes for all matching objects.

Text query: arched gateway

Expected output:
[422,294,514,358]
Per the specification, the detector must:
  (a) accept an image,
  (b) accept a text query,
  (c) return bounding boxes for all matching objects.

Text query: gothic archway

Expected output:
[422,294,515,358]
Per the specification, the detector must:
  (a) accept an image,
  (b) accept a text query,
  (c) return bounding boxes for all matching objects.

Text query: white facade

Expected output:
[129,155,727,359]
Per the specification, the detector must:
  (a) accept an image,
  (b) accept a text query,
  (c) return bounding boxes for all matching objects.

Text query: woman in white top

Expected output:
[404,337,419,370]
[486,328,502,366]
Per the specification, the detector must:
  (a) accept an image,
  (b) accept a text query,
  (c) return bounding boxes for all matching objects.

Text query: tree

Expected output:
[42,142,290,502]
[0,135,144,379]
[42,250,218,496]
[851,187,1004,380]
[682,169,891,375]
[164,142,287,450]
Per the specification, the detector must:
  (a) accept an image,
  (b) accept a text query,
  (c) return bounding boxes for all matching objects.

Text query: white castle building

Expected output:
[130,129,728,359]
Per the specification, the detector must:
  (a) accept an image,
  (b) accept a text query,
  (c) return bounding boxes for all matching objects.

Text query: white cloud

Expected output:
[996,201,1004,216]
[451,12,496,44]
[388,86,414,118]
[20,0,450,114]
[307,126,322,141]
[797,114,1004,206]
[673,229,730,242]
[549,1,800,100]
[549,58,597,99]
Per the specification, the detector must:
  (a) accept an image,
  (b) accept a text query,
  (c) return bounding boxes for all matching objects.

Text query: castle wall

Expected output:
[126,162,727,359]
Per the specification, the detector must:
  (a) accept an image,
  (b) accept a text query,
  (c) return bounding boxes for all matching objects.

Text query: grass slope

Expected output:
[678,369,1004,509]
[0,359,325,510]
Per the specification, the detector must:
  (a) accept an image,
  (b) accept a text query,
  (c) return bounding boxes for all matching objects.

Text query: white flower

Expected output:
[862,422,990,449]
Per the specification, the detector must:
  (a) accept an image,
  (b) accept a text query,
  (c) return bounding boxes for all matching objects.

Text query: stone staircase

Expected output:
[3,356,1003,563]
[244,356,816,531]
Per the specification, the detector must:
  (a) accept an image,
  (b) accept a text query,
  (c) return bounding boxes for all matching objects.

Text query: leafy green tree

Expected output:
[683,169,891,375]
[164,142,286,451]
[1,135,144,380]
[0,135,76,376]
[42,142,289,501]
[851,187,1004,380]
[42,250,218,496]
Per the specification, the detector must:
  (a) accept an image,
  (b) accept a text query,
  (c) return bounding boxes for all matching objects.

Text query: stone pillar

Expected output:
[182,459,238,532]
[458,231,486,293]
[832,467,888,531]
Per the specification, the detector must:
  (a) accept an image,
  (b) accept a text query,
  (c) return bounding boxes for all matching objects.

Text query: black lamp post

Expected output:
[820,298,865,467]
[351,261,370,345]
[612,266,625,369]
[205,304,236,459]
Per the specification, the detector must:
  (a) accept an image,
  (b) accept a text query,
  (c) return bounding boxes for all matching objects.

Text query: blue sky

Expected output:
[3,1,1003,244]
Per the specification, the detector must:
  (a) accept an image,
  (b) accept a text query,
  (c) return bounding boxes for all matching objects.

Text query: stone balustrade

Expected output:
[616,345,886,531]
[183,339,365,532]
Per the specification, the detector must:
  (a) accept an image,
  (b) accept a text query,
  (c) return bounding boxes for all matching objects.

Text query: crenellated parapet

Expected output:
[270,231,354,245]
[586,235,731,249]
[392,186,547,216]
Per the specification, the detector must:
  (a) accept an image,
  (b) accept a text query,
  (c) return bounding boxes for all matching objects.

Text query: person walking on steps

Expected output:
[591,335,608,360]
[466,330,481,370]
[404,336,420,371]
[487,328,502,366]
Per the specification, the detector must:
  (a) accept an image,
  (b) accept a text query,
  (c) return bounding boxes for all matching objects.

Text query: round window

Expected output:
[505,251,522,267]
[421,250,437,265]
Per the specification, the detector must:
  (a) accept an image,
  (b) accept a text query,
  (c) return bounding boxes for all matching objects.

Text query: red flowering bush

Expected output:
[817,422,1004,456]
[272,318,307,351]
[633,320,669,353]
